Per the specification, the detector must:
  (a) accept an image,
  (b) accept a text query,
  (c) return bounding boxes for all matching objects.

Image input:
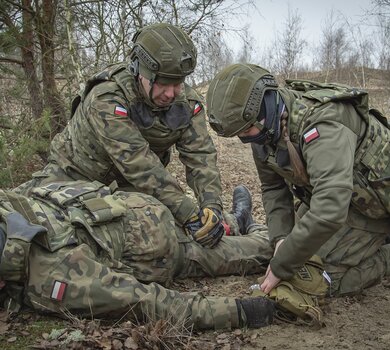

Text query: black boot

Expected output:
[232,185,254,234]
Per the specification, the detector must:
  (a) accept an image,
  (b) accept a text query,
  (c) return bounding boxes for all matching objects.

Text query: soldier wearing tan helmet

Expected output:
[15,23,226,248]
[207,63,390,296]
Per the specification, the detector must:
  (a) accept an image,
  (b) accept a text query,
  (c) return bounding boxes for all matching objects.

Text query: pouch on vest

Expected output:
[30,180,126,224]
[67,191,127,257]
[30,181,125,252]
[353,108,390,218]
[31,180,111,208]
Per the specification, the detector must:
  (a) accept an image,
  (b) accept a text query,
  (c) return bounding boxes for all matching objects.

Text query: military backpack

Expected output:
[286,79,390,219]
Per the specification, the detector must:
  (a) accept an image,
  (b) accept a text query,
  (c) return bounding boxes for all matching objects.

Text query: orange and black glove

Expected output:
[184,208,224,248]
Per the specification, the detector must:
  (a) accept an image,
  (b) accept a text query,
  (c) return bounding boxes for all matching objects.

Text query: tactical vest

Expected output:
[0,182,127,281]
[70,63,201,156]
[0,181,128,311]
[286,79,390,219]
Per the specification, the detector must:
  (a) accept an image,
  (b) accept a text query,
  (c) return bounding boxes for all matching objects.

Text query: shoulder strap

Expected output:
[71,63,130,117]
[286,79,371,142]
[2,192,40,225]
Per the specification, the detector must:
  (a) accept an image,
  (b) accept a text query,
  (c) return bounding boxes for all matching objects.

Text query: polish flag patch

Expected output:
[51,280,67,301]
[303,127,320,144]
[193,102,202,116]
[114,105,128,117]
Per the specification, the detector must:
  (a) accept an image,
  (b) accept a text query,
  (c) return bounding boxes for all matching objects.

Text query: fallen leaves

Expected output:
[0,310,9,335]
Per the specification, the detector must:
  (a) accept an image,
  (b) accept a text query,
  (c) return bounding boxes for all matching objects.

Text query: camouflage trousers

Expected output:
[297,203,390,296]
[26,243,242,330]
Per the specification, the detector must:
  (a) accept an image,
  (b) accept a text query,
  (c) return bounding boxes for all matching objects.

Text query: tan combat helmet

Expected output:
[206,63,278,137]
[130,23,197,84]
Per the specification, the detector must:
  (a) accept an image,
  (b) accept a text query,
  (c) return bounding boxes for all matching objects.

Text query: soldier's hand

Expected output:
[260,267,281,294]
[184,207,224,248]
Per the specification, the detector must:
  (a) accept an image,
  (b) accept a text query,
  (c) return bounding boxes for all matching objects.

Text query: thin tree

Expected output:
[270,5,306,79]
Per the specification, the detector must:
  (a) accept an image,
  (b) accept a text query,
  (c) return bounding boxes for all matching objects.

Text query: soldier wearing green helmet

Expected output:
[15,23,226,248]
[207,63,390,297]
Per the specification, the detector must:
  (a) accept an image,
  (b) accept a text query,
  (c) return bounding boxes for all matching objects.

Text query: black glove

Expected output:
[235,297,275,328]
[184,207,224,248]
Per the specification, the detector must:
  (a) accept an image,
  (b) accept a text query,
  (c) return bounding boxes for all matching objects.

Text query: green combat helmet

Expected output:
[130,23,197,84]
[206,63,278,137]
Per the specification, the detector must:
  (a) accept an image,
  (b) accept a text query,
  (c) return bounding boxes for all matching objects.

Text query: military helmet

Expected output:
[130,23,197,84]
[206,63,278,137]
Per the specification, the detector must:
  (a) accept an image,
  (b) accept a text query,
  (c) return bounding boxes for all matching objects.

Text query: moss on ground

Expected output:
[0,315,69,349]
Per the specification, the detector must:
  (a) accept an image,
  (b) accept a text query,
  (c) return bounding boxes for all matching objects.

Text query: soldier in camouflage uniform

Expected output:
[16,23,226,248]
[0,181,274,329]
[206,63,390,296]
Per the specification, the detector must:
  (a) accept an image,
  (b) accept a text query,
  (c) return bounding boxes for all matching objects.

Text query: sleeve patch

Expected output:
[51,280,67,301]
[114,105,128,117]
[193,102,202,116]
[303,127,320,144]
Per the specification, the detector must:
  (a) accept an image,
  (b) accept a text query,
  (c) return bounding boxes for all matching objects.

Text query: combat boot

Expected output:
[231,185,254,234]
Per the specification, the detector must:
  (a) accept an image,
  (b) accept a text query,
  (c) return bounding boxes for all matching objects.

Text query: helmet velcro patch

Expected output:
[231,78,252,105]
[143,32,164,57]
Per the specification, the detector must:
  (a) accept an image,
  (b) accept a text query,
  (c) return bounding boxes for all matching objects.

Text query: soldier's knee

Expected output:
[330,261,384,296]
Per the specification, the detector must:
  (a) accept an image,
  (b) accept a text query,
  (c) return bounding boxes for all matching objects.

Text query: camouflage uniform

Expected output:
[0,181,272,329]
[206,64,390,296]
[17,63,222,225]
[252,87,390,296]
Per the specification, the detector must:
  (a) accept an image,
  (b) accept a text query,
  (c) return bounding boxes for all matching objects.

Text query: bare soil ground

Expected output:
[169,133,390,350]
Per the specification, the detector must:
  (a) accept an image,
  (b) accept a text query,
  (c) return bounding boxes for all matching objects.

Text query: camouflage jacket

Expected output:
[252,87,390,280]
[48,63,222,225]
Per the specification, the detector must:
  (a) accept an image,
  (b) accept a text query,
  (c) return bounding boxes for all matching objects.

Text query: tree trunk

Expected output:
[21,0,43,121]
[35,0,66,136]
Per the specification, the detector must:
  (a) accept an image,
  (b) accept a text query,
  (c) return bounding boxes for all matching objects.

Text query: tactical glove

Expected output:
[235,297,275,328]
[184,207,224,248]
[253,255,329,328]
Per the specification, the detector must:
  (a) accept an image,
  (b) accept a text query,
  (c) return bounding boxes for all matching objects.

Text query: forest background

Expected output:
[0,1,390,349]
[0,0,389,188]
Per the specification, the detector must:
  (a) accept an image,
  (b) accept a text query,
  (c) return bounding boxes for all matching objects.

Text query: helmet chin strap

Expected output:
[148,79,154,102]
[130,58,160,108]
[239,91,284,145]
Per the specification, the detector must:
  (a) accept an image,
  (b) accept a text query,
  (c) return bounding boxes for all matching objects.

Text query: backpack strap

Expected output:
[71,63,130,117]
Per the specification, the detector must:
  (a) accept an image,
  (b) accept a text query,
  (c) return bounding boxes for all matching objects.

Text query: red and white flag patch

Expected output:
[114,105,128,117]
[193,102,202,116]
[51,280,67,301]
[303,127,320,144]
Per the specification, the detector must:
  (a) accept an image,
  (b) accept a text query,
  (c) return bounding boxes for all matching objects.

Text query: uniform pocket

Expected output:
[31,180,110,208]
[368,175,390,216]
[351,170,388,219]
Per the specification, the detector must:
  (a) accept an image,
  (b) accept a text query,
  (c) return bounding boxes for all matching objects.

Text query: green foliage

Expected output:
[0,30,19,54]
[0,110,52,189]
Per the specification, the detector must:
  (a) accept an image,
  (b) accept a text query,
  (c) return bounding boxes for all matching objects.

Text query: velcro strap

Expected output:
[4,192,40,225]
